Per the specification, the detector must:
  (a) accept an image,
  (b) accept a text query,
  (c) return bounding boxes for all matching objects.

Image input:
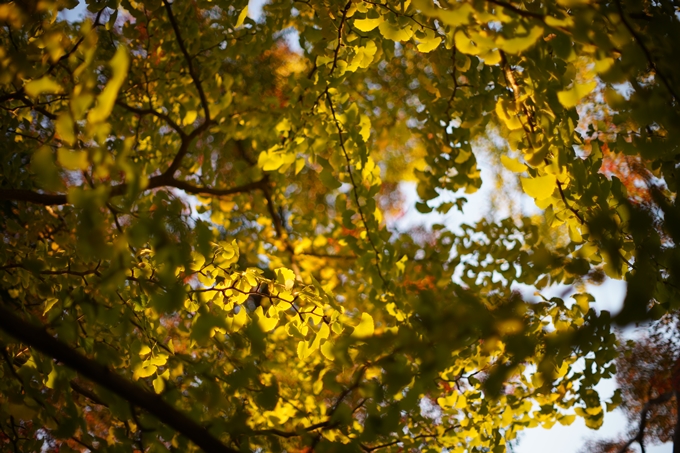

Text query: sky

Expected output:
[57,1,672,451]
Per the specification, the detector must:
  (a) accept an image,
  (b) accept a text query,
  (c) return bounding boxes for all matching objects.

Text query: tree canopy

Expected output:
[0,0,679,452]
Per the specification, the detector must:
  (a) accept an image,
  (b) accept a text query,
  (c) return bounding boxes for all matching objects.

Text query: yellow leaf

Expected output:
[57,149,89,171]
[454,30,479,55]
[544,16,574,27]
[149,355,168,366]
[435,4,474,26]
[139,345,152,357]
[594,58,614,74]
[480,49,501,65]
[557,81,597,109]
[295,158,305,175]
[500,155,527,173]
[351,312,374,338]
[88,46,129,123]
[320,340,335,360]
[55,113,76,146]
[495,99,523,130]
[133,364,157,380]
[235,5,248,27]
[153,375,165,394]
[359,114,371,141]
[497,26,544,54]
[226,307,248,332]
[378,21,413,42]
[558,414,576,426]
[520,175,557,200]
[275,267,296,290]
[46,368,58,389]
[43,298,59,316]
[305,323,330,358]
[569,225,583,243]
[416,36,442,53]
[24,77,63,98]
[557,0,589,6]
[184,110,197,125]
[254,306,279,332]
[354,17,381,32]
[297,340,308,360]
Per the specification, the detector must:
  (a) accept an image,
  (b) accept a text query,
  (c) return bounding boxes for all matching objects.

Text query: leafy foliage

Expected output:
[0,0,679,452]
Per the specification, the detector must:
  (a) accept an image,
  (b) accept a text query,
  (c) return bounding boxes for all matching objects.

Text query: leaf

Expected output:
[305,322,330,358]
[435,4,474,26]
[557,81,597,109]
[254,306,279,332]
[359,114,371,141]
[88,46,129,123]
[354,17,382,32]
[275,267,296,290]
[320,340,335,360]
[319,168,342,189]
[133,364,157,380]
[235,5,248,27]
[416,36,442,53]
[521,175,557,200]
[351,313,374,338]
[558,414,576,426]
[501,155,527,173]
[496,26,544,54]
[55,113,76,146]
[153,375,165,394]
[378,21,413,42]
[184,110,197,125]
[24,77,63,98]
[57,149,88,171]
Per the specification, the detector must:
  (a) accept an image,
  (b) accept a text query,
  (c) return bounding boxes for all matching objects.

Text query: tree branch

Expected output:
[0,176,268,206]
[617,391,674,453]
[615,0,679,104]
[162,0,211,122]
[0,298,238,453]
[115,100,186,138]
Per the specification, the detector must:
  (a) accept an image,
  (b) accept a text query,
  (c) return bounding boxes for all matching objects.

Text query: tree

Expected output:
[0,0,679,452]
[581,312,680,453]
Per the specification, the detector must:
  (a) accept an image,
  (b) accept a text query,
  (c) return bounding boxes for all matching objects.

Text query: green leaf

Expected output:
[319,168,342,189]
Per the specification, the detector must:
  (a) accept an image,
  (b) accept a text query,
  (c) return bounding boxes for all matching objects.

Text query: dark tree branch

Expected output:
[162,0,211,122]
[674,391,680,453]
[617,391,674,453]
[0,176,268,206]
[324,90,386,285]
[486,0,546,20]
[329,1,352,76]
[70,381,109,407]
[615,0,679,104]
[115,100,186,138]
[0,299,239,453]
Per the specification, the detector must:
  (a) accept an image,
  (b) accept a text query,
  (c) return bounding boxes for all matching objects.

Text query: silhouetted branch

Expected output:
[617,391,674,453]
[0,297,238,453]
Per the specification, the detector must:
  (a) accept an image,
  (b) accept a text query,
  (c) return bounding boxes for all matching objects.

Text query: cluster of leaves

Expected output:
[0,0,678,452]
